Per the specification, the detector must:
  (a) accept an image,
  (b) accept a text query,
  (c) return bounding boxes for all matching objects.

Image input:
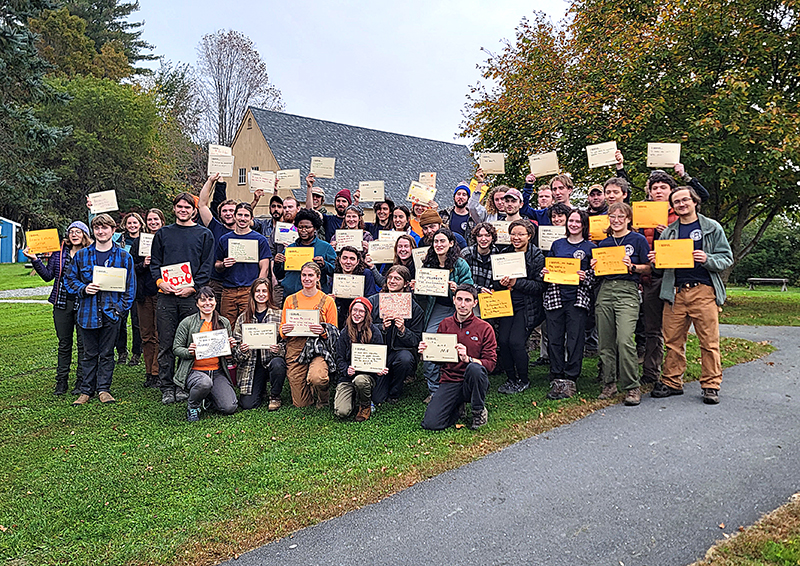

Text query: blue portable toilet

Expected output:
[0,217,23,263]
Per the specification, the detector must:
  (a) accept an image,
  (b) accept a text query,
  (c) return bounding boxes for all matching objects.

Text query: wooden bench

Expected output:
[747,277,788,291]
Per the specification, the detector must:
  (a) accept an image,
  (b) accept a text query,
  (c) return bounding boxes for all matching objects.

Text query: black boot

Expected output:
[71,377,82,395]
[53,379,68,395]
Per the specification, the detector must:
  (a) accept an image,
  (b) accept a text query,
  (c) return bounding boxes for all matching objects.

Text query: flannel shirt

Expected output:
[543,271,596,311]
[64,243,136,329]
[31,246,74,309]
[232,309,286,396]
[460,244,500,291]
[296,322,340,379]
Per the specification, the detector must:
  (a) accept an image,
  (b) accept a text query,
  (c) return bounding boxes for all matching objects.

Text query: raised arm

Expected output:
[198,173,221,227]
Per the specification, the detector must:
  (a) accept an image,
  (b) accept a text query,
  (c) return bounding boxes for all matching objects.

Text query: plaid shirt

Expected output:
[232,309,285,396]
[64,244,136,329]
[31,247,74,309]
[543,271,596,311]
[460,244,499,291]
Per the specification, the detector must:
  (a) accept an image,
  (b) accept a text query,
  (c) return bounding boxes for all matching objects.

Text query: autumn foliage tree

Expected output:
[462,0,800,273]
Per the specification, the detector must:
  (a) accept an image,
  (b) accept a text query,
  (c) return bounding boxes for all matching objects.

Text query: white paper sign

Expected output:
[249,170,276,193]
[285,309,319,337]
[419,172,436,188]
[88,190,118,214]
[537,225,566,252]
[92,266,127,292]
[310,157,336,178]
[407,181,436,204]
[275,222,299,245]
[138,233,154,256]
[421,332,459,363]
[412,246,429,272]
[378,230,404,243]
[491,252,527,280]
[647,143,681,168]
[228,238,259,263]
[528,151,560,177]
[208,154,234,176]
[161,262,193,289]
[491,221,511,245]
[414,268,449,297]
[479,153,506,175]
[335,229,363,251]
[241,323,277,349]
[359,181,385,202]
[586,141,618,169]
[351,344,387,373]
[368,240,395,264]
[192,329,231,360]
[277,169,301,190]
[332,273,365,299]
[208,144,232,156]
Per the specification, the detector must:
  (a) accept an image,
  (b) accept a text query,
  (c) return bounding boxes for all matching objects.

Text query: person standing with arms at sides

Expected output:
[150,193,215,405]
[334,298,387,421]
[368,265,423,404]
[328,205,374,254]
[198,173,237,306]
[306,173,350,241]
[215,202,272,327]
[494,220,545,394]
[331,246,380,328]
[129,208,166,389]
[439,183,474,243]
[415,228,474,401]
[273,208,337,297]
[391,206,421,244]
[24,221,92,396]
[172,286,238,421]
[591,202,651,406]
[586,185,607,216]
[469,183,507,224]
[648,187,733,404]
[115,212,144,366]
[461,222,500,296]
[233,278,287,411]
[280,262,339,408]
[65,214,136,406]
[420,284,497,430]
[541,209,596,400]
[366,199,395,239]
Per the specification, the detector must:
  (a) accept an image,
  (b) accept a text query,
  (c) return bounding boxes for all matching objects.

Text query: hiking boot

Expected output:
[547,379,576,400]
[53,379,68,396]
[161,390,176,405]
[268,398,282,411]
[651,382,684,398]
[117,351,128,365]
[175,389,189,403]
[142,373,158,388]
[498,380,518,394]
[702,388,720,405]
[355,405,371,422]
[471,407,488,429]
[624,387,641,406]
[598,382,618,399]
[128,354,141,366]
[72,394,91,406]
[187,407,201,422]
[98,391,116,404]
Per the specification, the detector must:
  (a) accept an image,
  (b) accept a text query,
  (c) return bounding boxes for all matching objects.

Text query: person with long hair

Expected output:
[116,211,145,366]
[368,265,424,403]
[24,221,92,395]
[273,208,337,297]
[333,297,387,421]
[129,208,165,388]
[415,228,474,400]
[541,209,596,400]
[233,278,287,411]
[591,202,651,406]
[328,205,374,254]
[392,234,417,280]
[172,286,238,421]
[392,205,421,244]
[495,220,546,394]
[332,246,379,328]
[280,262,339,408]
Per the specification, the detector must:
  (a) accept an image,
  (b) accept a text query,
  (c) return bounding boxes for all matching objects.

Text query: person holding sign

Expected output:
[416,229,474,401]
[420,284,497,430]
[368,265,424,404]
[198,173,240,305]
[469,181,506,224]
[332,246,379,328]
[540,210,596,400]
[24,221,92,396]
[64,214,135,406]
[172,287,238,421]
[115,212,144,366]
[214,203,272,327]
[305,173,350,241]
[439,183,475,243]
[328,205,374,253]
[232,278,286,411]
[150,192,216,406]
[391,206,421,244]
[334,298,387,421]
[647,187,733,405]
[493,220,545,395]
[590,203,651,406]
[521,175,551,226]
[365,199,395,240]
[280,262,339,408]
[461,223,501,295]
[273,208,337,297]
[129,208,166,388]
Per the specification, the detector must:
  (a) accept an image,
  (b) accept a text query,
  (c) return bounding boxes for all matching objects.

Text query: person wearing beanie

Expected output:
[439,182,475,243]
[334,297,387,421]
[23,221,93,396]
[305,173,349,243]
[418,209,468,250]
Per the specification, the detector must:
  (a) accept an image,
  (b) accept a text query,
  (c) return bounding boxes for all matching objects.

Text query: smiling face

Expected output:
[670,188,697,218]
[300,266,319,289]
[432,233,452,256]
[396,238,412,260]
[146,212,163,233]
[503,196,522,216]
[509,225,530,251]
[588,191,605,208]
[567,211,583,237]
[67,227,85,246]
[296,219,315,243]
[312,194,324,209]
[93,223,114,244]
[386,271,406,292]
[604,184,625,206]
[235,208,252,230]
[340,250,359,273]
[608,210,630,233]
[454,189,469,208]
[475,227,493,250]
[493,191,506,212]
[350,302,366,325]
[334,197,349,216]
[253,282,270,306]
[125,216,141,237]
[174,200,194,223]
[412,203,427,217]
[393,209,409,230]
[219,203,236,226]
[375,203,390,223]
[344,210,360,229]
[197,294,216,315]
[551,213,567,227]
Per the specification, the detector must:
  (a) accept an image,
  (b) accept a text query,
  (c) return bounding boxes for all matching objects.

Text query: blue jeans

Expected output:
[79,318,121,395]
[423,303,455,395]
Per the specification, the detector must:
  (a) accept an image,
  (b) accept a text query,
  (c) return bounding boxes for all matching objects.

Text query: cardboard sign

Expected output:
[647,143,681,168]
[633,201,669,229]
[249,170,276,193]
[284,247,315,271]
[351,344,387,373]
[241,323,278,349]
[378,230,404,243]
[478,290,514,319]
[491,221,511,245]
[479,153,505,175]
[407,181,436,204]
[419,172,436,188]
[208,144,232,156]
[275,222,298,245]
[655,239,695,269]
[88,190,118,214]
[379,292,412,319]
[310,157,336,178]
[528,151,560,177]
[25,229,61,254]
[161,262,193,289]
[207,155,234,177]
[193,329,231,360]
[92,266,127,292]
[277,169,301,190]
[368,240,395,264]
[421,332,458,363]
[332,273,365,299]
[589,215,609,241]
[414,268,450,297]
[544,257,581,285]
[335,229,363,251]
[138,233,154,256]
[412,246,429,273]
[537,225,566,252]
[491,252,527,280]
[586,141,618,169]
[228,238,259,263]
[359,181,385,202]
[285,309,319,337]
[593,246,627,276]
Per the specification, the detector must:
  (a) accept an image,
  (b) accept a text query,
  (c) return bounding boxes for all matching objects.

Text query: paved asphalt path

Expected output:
[227,325,799,566]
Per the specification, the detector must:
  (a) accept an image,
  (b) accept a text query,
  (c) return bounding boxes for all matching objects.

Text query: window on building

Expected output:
[238,168,246,185]
[247,118,252,129]
[251,166,259,171]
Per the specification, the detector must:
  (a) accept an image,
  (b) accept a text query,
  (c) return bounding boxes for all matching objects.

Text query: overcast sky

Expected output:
[135,0,567,145]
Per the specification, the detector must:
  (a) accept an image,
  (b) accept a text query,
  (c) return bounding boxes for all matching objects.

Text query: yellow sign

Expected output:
[544,258,580,285]
[26,229,61,254]
[589,215,609,241]
[478,290,514,319]
[593,246,628,276]
[284,246,315,271]
[633,201,669,229]
[655,239,695,269]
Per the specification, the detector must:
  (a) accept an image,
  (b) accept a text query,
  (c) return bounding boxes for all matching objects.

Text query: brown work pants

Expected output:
[137,295,159,376]
[285,337,330,407]
[221,286,250,328]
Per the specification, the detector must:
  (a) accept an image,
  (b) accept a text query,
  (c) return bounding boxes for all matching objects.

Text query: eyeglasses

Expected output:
[672,197,693,205]
[68,229,84,236]
[608,215,628,221]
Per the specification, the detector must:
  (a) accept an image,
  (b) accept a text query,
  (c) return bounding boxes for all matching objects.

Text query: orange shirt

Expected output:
[192,320,221,371]
[280,289,338,339]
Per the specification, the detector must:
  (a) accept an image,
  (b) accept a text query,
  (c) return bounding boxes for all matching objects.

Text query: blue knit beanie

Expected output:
[453,184,470,198]
[68,221,91,237]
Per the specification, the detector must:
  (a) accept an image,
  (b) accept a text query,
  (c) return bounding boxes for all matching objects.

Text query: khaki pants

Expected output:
[137,295,159,376]
[221,286,250,328]
[596,279,640,391]
[285,337,330,407]
[333,374,375,418]
[662,284,722,390]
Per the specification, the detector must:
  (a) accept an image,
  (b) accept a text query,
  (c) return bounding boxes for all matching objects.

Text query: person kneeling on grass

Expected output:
[172,286,238,421]
[334,297,387,422]
[420,284,497,430]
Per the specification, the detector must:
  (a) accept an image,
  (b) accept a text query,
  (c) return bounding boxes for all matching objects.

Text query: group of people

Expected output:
[25,149,733,430]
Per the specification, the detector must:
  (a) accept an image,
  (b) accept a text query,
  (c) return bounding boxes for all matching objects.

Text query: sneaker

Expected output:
[471,407,488,429]
[98,391,116,404]
[53,380,68,396]
[651,382,684,398]
[598,382,618,399]
[355,405,371,422]
[128,354,141,366]
[514,380,530,393]
[161,390,176,405]
[72,394,91,406]
[187,407,201,422]
[117,351,128,365]
[268,398,281,411]
[175,389,189,403]
[497,380,518,394]
[624,387,641,406]
[702,388,720,405]
[547,379,576,400]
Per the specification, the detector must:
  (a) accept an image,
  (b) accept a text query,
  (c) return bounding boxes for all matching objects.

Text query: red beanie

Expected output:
[336,189,352,205]
[349,297,372,317]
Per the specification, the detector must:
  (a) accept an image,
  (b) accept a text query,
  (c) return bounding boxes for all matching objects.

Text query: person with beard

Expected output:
[501,188,528,224]
[273,208,337,296]
[439,183,474,243]
[365,199,395,239]
[586,185,608,216]
[305,173,350,241]
[199,173,238,306]
[418,210,468,250]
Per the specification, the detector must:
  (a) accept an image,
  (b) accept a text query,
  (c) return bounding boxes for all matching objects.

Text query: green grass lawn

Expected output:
[0,263,46,291]
[0,301,774,566]
[722,287,800,326]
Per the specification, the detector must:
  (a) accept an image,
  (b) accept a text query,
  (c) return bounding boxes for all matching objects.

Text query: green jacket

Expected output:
[172,313,233,389]
[656,214,733,306]
[418,257,475,326]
